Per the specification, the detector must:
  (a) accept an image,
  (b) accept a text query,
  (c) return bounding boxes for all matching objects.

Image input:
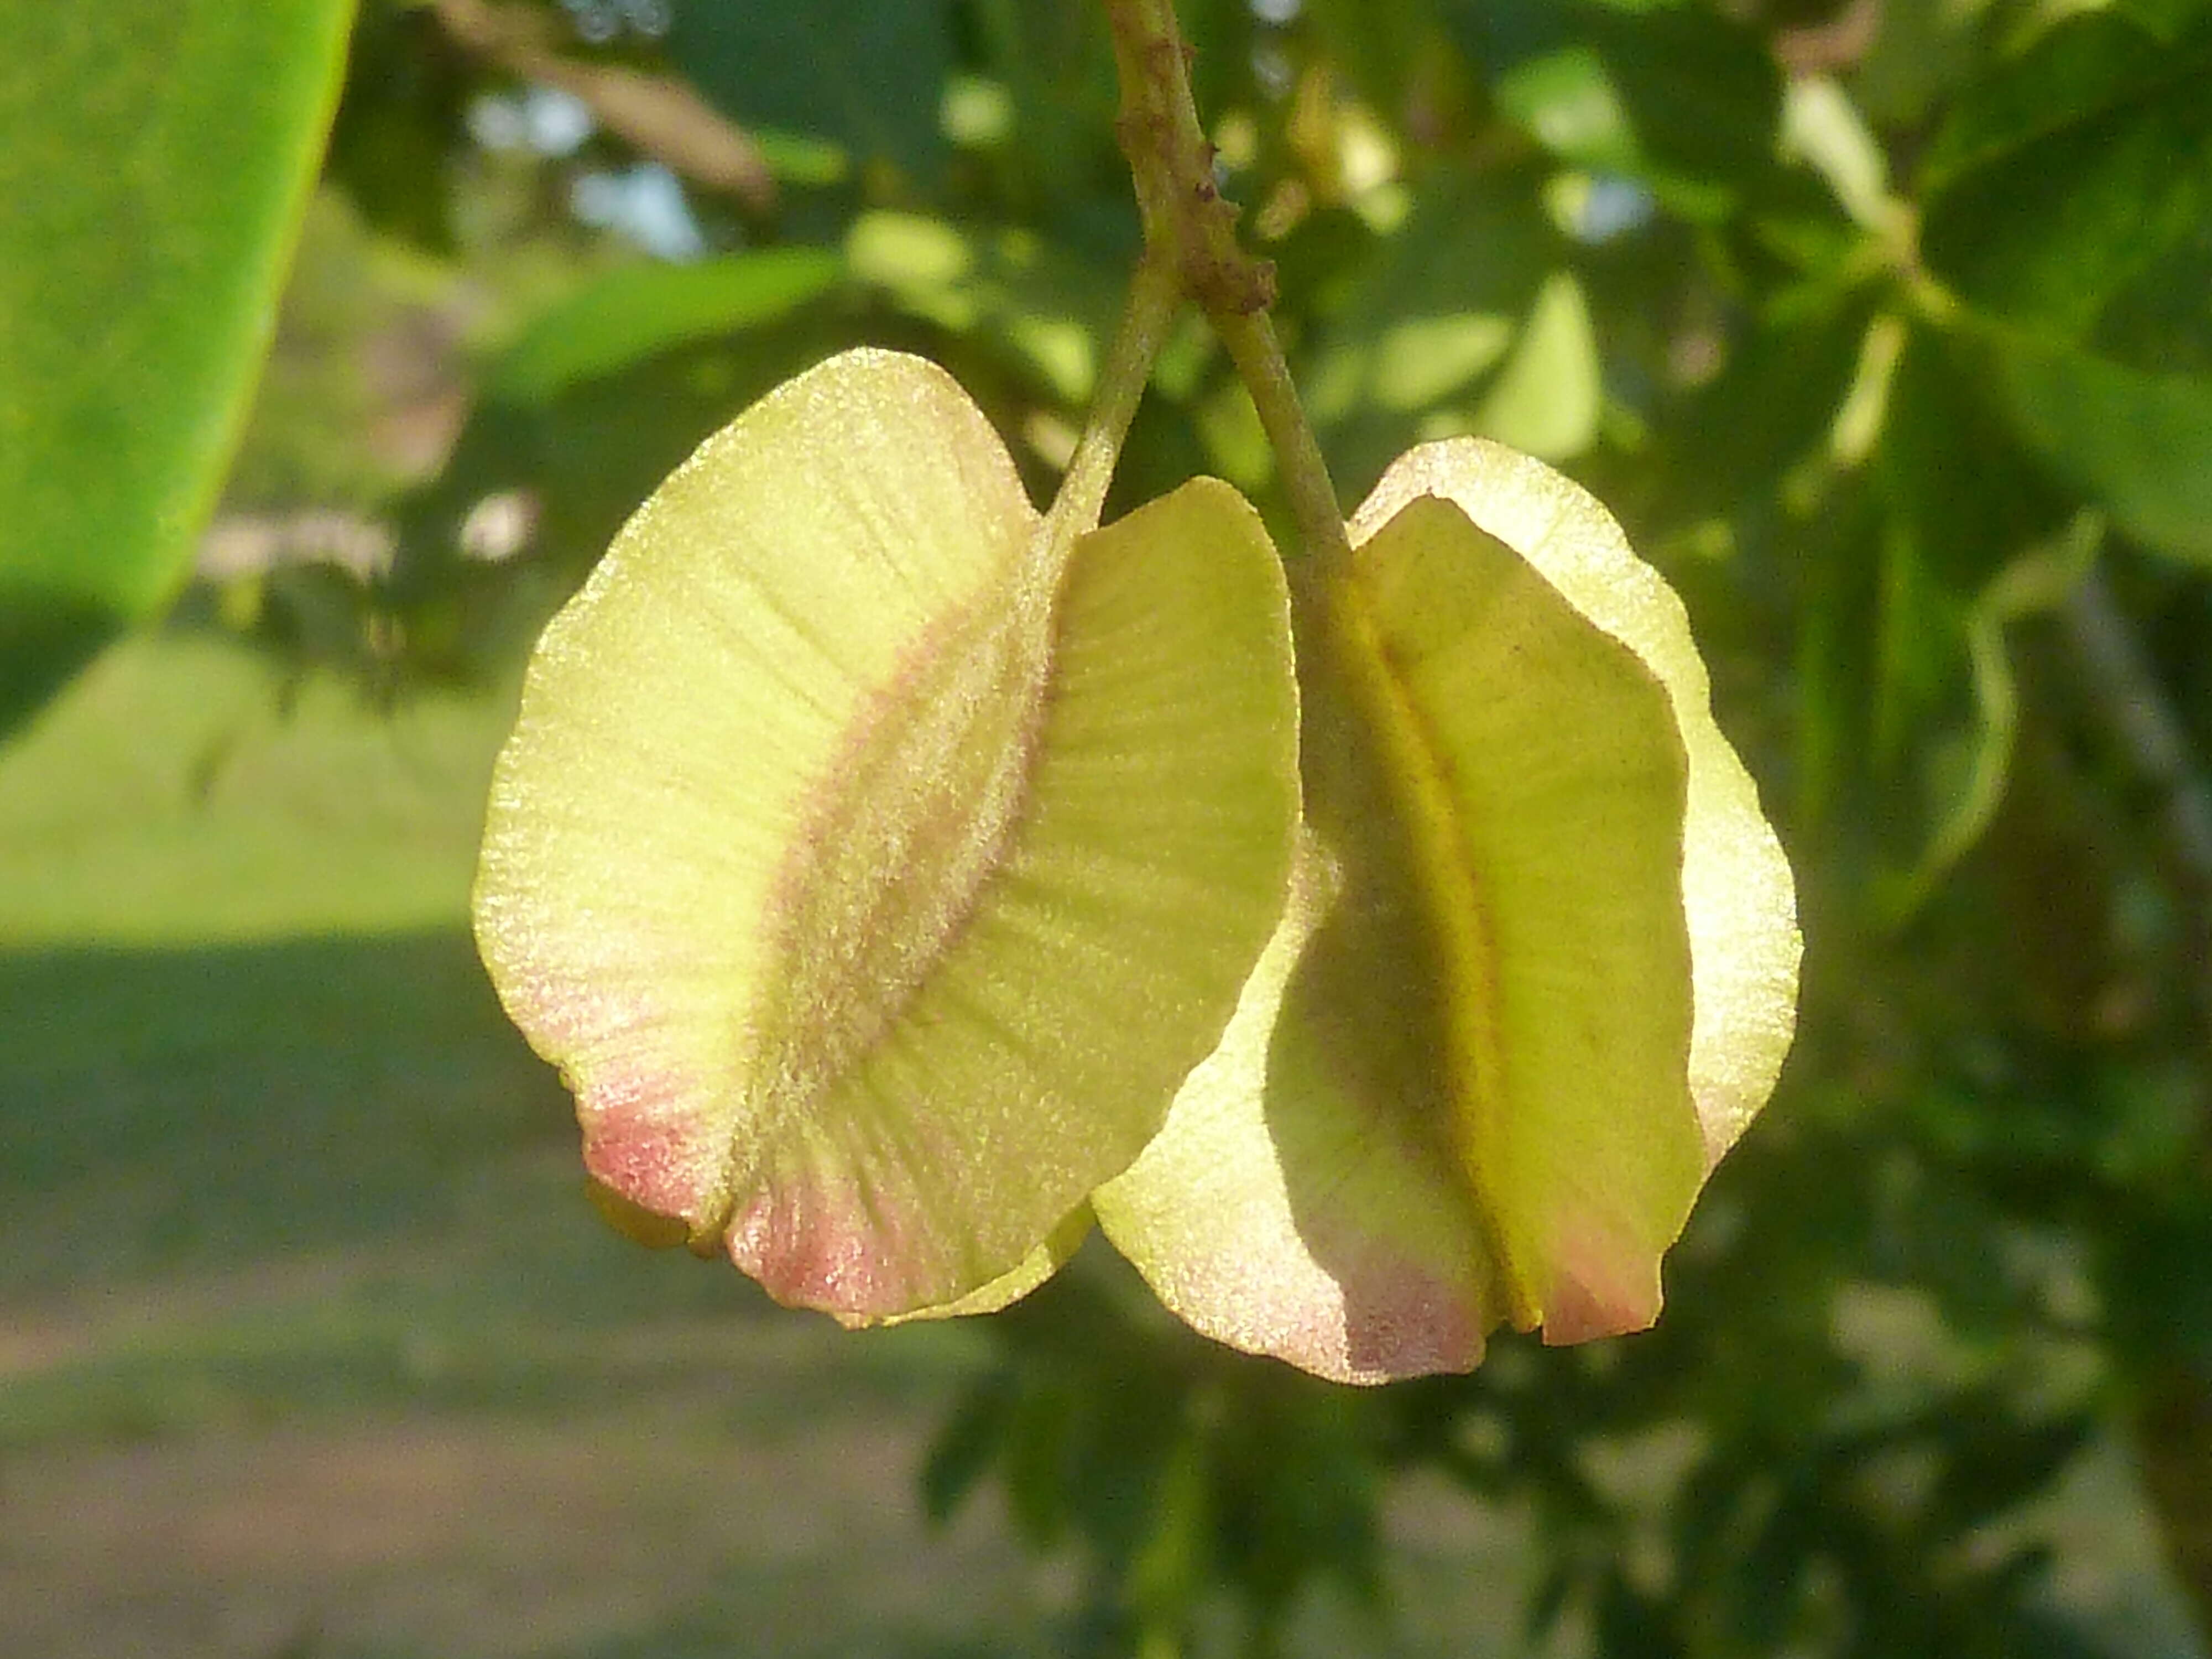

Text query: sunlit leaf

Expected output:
[1305,176,1557,497]
[844,212,1122,405]
[488,249,846,404]
[0,0,357,736]
[752,130,852,187]
[476,350,1298,1322]
[1472,270,1601,461]
[1781,77,1896,233]
[1370,316,1517,415]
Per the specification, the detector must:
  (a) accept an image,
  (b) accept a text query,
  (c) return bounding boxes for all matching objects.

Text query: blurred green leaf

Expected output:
[0,0,357,738]
[325,0,472,254]
[2115,0,2212,39]
[1128,1430,1211,1635]
[2091,221,2212,378]
[1877,324,2070,592]
[1781,77,1896,233]
[1926,1405,2094,1536]
[1654,296,1874,525]
[1266,206,1386,324]
[1303,175,1557,495]
[1995,335,2212,564]
[1493,45,1645,178]
[1918,13,2170,190]
[487,248,846,404]
[1305,0,1441,117]
[750,129,852,188]
[2106,1202,2212,1372]
[1787,484,1882,831]
[921,1367,1019,1525]
[1462,0,1782,218]
[1851,322,2076,879]
[1473,268,1602,460]
[666,0,952,189]
[1001,1371,1082,1547]
[968,0,1130,217]
[1887,517,2100,919]
[844,212,1121,405]
[1918,13,2212,333]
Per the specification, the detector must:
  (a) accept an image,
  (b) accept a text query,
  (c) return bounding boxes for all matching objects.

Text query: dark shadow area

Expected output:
[0,594,117,744]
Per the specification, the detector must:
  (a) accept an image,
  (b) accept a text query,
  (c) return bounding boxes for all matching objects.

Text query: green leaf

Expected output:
[666,0,952,189]
[920,1367,1020,1524]
[1655,295,1877,524]
[844,212,1123,405]
[1886,516,2100,920]
[1304,0,1442,115]
[962,0,1125,215]
[1493,45,1645,176]
[1577,1,1780,189]
[324,1,471,254]
[476,350,1299,1322]
[0,0,358,737]
[752,129,853,188]
[1305,176,1557,497]
[1098,442,1799,1381]
[1917,13,2212,333]
[1780,77,1896,233]
[1865,325,2073,766]
[1470,0,1782,218]
[1995,336,2212,564]
[487,249,846,405]
[1918,12,2192,191]
[1472,270,1602,461]
[2115,0,2212,41]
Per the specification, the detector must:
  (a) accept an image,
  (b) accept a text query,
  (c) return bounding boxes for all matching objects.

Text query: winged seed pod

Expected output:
[474,348,1300,1324]
[1093,439,1802,1383]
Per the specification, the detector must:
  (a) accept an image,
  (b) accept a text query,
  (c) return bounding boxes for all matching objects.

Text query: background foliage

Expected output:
[7,0,2212,1654]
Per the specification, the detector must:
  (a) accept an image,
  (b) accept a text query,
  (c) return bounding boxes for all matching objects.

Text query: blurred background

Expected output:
[6,0,2212,1653]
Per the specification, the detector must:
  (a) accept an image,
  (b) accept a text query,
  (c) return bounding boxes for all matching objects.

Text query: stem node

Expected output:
[1099,0,1349,566]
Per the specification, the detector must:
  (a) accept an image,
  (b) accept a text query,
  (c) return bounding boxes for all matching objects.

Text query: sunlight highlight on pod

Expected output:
[1096,440,1802,1384]
[474,348,1299,1324]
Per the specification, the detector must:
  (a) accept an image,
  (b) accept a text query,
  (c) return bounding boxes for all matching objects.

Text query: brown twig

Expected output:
[1097,0,1350,570]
